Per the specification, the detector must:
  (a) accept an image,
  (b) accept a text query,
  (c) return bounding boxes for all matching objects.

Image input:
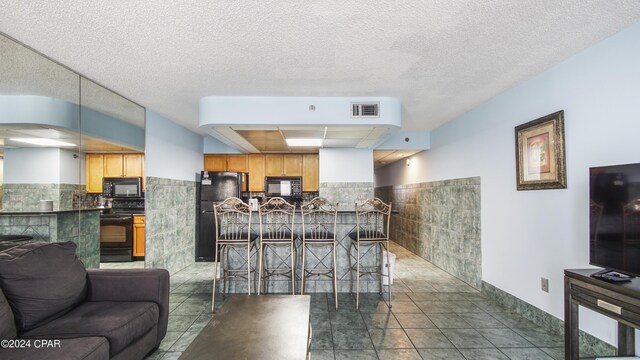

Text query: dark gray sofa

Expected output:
[0,242,169,360]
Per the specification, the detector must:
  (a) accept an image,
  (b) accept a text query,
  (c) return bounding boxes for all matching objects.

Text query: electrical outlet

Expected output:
[541,277,549,293]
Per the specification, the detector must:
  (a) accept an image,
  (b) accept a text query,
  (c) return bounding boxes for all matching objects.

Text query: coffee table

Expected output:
[179,295,311,360]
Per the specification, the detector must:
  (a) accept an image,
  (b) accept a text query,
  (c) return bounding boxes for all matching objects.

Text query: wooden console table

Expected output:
[564,269,640,359]
[180,295,311,360]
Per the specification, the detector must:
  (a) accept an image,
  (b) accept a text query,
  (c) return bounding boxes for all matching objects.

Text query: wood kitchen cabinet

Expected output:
[265,154,283,176]
[86,154,105,193]
[133,215,145,257]
[226,155,248,172]
[302,154,319,192]
[248,154,266,192]
[283,154,302,176]
[85,153,145,193]
[265,154,302,176]
[103,154,144,178]
[204,155,227,171]
[204,154,249,172]
[207,153,319,193]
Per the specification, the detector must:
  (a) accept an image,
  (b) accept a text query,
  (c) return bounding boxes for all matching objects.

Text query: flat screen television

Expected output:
[589,162,640,278]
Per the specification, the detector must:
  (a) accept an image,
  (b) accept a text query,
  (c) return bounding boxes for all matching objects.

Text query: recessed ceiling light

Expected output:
[285,138,322,147]
[10,138,76,147]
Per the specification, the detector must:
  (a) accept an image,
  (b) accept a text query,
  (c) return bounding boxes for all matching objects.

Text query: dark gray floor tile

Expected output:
[447,301,482,313]
[458,312,507,329]
[167,315,198,332]
[171,301,207,315]
[158,331,182,351]
[388,301,422,313]
[333,328,375,349]
[463,293,487,301]
[377,348,422,360]
[330,311,367,330]
[169,293,189,304]
[361,310,402,329]
[186,314,213,332]
[368,328,413,349]
[512,328,563,348]
[407,292,439,301]
[382,292,413,302]
[334,349,378,360]
[185,293,213,302]
[311,311,332,331]
[394,313,437,329]
[472,300,510,313]
[479,328,532,347]
[168,331,200,351]
[458,348,510,359]
[434,293,468,301]
[404,328,454,348]
[311,329,334,349]
[415,300,455,314]
[159,352,182,360]
[500,347,554,359]
[311,349,336,360]
[427,313,471,329]
[539,347,564,360]
[441,328,494,348]
[491,312,538,328]
[416,348,466,359]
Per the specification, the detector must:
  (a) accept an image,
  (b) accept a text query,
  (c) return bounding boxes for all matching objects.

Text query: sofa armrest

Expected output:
[85,269,169,347]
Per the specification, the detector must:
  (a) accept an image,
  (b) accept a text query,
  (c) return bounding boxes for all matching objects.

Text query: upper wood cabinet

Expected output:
[86,154,104,193]
[265,154,302,176]
[302,154,319,192]
[248,154,266,192]
[204,155,227,172]
[283,154,302,176]
[226,155,248,172]
[207,153,318,193]
[204,154,248,172]
[265,154,283,177]
[85,153,145,193]
[103,154,144,177]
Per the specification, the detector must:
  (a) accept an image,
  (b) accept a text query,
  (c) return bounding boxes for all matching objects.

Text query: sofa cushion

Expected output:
[0,242,87,332]
[0,288,17,340]
[0,336,109,360]
[22,301,159,357]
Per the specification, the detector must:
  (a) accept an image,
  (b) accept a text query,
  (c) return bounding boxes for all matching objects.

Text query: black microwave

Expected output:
[103,177,143,198]
[265,176,302,198]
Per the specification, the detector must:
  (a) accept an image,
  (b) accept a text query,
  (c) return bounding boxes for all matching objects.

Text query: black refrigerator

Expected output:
[196,171,248,261]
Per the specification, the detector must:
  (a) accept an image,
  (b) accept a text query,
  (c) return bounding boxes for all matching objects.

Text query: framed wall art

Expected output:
[515,110,566,190]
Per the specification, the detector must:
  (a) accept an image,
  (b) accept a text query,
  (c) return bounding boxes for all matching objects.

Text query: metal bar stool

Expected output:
[212,197,258,312]
[300,197,338,309]
[258,197,297,294]
[347,197,392,309]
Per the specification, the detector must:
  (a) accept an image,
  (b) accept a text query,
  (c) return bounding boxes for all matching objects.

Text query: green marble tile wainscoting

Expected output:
[145,176,198,275]
[375,177,481,289]
[2,183,84,212]
[481,281,616,357]
[0,210,100,268]
[319,182,375,211]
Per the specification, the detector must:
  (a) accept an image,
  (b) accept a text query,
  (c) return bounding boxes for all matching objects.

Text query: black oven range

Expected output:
[100,198,144,262]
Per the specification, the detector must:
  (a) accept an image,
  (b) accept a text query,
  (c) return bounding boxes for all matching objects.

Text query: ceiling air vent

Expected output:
[351,102,379,118]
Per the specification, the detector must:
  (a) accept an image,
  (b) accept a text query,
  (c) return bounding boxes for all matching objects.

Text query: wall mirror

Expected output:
[0,32,146,269]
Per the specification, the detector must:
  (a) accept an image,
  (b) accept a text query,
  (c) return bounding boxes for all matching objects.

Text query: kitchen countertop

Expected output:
[0,208,103,215]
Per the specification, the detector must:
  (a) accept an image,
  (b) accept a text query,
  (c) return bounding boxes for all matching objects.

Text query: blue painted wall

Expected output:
[145,110,203,181]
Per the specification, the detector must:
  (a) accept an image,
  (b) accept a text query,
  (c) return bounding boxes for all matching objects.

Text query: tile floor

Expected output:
[128,243,566,360]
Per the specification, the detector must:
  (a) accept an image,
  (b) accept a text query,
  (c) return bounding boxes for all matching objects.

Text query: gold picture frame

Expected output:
[515,110,566,190]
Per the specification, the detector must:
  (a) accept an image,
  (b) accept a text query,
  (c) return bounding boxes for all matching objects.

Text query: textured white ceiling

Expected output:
[1,1,639,136]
